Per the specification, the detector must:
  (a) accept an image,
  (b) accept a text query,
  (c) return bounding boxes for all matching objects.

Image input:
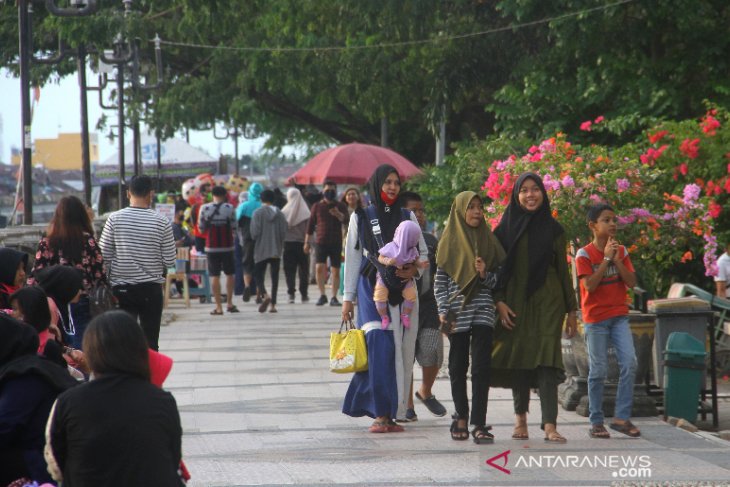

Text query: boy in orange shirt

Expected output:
[576,203,640,439]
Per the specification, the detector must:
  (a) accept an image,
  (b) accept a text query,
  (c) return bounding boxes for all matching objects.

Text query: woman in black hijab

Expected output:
[340,164,427,432]
[0,248,28,310]
[491,172,578,443]
[33,265,85,343]
[0,314,77,485]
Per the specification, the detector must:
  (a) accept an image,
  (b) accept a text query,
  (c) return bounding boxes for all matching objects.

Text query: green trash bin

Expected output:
[663,331,706,423]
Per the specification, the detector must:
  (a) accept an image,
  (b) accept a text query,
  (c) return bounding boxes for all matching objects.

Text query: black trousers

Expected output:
[283,241,309,297]
[113,282,164,351]
[448,326,493,427]
[254,258,281,305]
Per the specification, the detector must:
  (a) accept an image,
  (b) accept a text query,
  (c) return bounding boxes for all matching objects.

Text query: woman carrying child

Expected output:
[341,164,427,431]
[434,191,505,443]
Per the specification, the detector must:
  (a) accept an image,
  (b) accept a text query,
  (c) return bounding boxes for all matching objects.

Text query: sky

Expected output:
[0,67,270,166]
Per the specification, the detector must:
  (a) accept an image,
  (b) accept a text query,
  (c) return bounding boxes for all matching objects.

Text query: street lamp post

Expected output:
[18,0,32,224]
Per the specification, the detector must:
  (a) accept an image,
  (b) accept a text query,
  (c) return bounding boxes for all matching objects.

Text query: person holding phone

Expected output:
[434,191,505,443]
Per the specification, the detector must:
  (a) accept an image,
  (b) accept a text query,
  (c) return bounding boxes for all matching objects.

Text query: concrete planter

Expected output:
[559,312,659,417]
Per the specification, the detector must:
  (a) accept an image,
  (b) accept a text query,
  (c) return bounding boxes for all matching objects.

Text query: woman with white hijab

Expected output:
[282,188,312,303]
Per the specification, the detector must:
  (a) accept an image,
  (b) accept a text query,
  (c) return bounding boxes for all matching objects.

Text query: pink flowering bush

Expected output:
[413,106,730,297]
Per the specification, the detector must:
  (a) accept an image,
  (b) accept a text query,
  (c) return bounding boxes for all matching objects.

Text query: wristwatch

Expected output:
[603,256,612,263]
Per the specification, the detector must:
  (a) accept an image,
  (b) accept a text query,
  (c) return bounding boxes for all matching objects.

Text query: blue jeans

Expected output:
[69,296,91,350]
[584,315,637,425]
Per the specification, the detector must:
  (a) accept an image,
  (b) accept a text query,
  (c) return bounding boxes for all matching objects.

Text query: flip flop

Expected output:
[368,421,389,433]
[609,420,641,438]
[544,431,567,443]
[589,424,611,439]
[210,309,223,315]
[511,431,529,440]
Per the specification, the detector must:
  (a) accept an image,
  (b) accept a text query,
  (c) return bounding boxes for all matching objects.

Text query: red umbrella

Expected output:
[289,143,423,185]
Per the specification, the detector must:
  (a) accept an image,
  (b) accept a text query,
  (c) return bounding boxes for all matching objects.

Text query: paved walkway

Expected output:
[161,293,730,487]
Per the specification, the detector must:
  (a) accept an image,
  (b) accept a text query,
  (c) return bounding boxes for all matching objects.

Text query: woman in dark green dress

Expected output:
[492,172,578,443]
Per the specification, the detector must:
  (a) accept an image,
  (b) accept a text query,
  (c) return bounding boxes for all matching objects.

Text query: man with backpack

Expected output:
[199,185,238,315]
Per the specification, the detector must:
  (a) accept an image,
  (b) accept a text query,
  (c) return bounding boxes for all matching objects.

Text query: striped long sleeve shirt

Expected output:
[99,207,176,286]
[434,267,498,333]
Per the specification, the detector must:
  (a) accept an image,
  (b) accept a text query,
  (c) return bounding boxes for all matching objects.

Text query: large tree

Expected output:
[1,0,728,163]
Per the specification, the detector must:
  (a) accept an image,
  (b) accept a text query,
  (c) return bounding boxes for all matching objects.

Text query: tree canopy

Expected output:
[1,0,728,163]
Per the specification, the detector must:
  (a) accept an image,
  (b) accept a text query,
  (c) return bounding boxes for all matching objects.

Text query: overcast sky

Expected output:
[0,67,270,166]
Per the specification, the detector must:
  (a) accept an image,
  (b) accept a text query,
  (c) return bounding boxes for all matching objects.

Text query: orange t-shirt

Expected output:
[576,242,635,324]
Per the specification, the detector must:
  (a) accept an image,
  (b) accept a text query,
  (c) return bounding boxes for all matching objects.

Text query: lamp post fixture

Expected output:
[213,125,240,175]
[16,0,99,224]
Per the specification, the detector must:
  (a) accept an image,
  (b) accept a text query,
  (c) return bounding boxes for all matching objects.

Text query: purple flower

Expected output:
[630,208,652,219]
[683,184,701,204]
[616,178,630,192]
[561,175,575,188]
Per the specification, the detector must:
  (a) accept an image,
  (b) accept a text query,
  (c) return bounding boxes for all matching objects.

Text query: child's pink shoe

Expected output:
[381,316,390,330]
[401,313,411,329]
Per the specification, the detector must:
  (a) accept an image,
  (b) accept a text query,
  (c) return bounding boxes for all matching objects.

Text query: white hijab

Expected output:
[281,188,311,226]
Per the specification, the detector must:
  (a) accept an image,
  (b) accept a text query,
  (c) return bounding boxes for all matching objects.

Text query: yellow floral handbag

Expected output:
[329,320,368,373]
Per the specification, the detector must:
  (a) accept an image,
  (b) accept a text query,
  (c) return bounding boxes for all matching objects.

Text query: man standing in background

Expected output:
[99,175,176,351]
[199,185,239,315]
[304,180,348,307]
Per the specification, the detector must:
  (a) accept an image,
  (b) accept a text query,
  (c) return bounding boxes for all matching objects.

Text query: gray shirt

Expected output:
[250,204,288,263]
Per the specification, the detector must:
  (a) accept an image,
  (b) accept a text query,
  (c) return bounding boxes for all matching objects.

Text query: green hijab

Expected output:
[436,191,506,306]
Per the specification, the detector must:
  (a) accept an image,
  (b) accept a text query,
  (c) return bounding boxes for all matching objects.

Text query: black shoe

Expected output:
[242,287,251,303]
[316,295,328,306]
[415,391,447,417]
[329,296,341,306]
[301,295,309,303]
[288,294,295,304]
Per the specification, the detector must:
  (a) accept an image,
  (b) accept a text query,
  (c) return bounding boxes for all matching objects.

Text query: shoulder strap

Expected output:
[364,205,386,250]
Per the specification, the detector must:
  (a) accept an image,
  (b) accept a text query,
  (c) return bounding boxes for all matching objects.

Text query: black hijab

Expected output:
[366,164,404,244]
[0,247,28,286]
[493,172,564,298]
[34,265,84,308]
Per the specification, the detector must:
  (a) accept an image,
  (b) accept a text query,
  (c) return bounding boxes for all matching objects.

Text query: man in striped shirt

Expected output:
[99,175,176,351]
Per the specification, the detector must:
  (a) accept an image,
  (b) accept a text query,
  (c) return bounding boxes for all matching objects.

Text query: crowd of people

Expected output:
[339,165,640,445]
[0,164,644,485]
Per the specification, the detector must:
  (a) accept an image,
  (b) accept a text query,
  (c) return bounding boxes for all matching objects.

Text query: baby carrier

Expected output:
[357,205,412,305]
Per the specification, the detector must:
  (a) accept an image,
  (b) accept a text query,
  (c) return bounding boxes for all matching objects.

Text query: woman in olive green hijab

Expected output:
[434,191,505,443]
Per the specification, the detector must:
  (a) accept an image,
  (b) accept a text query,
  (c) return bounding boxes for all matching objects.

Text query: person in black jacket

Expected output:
[45,310,183,487]
[0,313,77,485]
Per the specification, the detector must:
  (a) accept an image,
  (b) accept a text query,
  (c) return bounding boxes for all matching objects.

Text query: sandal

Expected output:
[210,309,223,315]
[544,431,567,443]
[472,425,494,444]
[610,420,641,438]
[589,423,611,439]
[512,416,529,440]
[368,421,389,433]
[450,415,469,441]
[387,420,404,433]
[227,305,240,313]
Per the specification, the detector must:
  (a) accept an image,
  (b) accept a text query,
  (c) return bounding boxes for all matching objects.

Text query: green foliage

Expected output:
[1,0,729,163]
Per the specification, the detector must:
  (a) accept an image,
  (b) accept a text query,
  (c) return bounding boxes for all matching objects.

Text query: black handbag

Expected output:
[89,281,117,317]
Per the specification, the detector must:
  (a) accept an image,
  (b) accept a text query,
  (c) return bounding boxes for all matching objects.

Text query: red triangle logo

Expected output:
[486,449,511,474]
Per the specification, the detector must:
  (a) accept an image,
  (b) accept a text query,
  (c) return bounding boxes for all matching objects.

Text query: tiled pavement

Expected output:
[160,293,730,487]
